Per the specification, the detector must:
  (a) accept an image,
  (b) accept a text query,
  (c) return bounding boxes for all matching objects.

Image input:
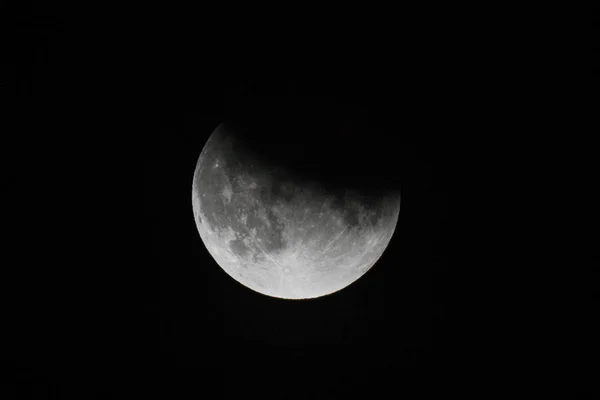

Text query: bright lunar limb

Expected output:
[192,123,401,299]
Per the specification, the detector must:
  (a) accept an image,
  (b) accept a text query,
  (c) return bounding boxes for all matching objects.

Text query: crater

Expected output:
[251,251,267,264]
[367,207,383,227]
[222,185,233,203]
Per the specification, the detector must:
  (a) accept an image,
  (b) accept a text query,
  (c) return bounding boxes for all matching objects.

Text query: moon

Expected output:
[192,123,401,299]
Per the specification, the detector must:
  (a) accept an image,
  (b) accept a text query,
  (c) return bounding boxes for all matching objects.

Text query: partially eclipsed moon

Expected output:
[192,123,401,299]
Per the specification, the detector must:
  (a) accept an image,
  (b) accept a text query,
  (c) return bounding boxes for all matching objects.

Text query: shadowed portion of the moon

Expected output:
[217,119,400,201]
[192,121,401,299]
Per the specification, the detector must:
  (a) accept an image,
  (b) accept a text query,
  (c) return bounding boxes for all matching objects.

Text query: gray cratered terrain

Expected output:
[192,123,401,299]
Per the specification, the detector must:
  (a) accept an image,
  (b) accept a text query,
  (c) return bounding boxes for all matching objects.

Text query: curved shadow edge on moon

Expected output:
[191,125,401,299]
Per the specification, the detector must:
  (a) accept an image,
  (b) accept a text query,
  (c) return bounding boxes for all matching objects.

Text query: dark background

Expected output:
[0,2,468,398]
[6,2,597,399]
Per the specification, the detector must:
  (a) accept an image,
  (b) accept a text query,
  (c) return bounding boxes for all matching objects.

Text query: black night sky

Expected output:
[11,2,594,399]
[1,3,455,398]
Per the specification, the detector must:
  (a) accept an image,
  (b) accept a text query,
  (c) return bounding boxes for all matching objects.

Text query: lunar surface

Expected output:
[192,123,401,299]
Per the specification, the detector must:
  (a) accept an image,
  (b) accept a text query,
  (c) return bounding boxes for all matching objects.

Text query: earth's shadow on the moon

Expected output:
[220,118,401,207]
